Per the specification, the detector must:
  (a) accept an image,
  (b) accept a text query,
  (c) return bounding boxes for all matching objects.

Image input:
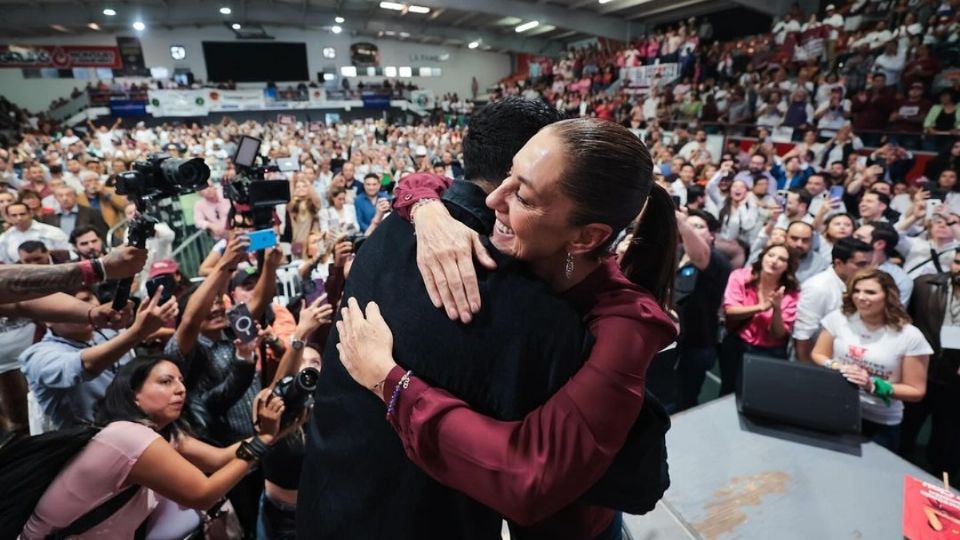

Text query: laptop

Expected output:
[738,354,861,435]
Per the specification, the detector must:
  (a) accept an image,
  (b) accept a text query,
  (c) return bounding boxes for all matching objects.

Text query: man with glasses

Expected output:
[792,237,873,362]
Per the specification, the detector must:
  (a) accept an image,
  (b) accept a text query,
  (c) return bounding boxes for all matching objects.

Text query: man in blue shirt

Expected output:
[354,173,390,233]
[18,286,175,430]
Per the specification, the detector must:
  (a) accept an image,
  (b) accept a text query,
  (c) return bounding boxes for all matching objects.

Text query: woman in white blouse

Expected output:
[812,268,932,451]
[319,186,359,237]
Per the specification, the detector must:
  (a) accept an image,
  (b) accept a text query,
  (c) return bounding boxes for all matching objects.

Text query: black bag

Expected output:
[0,426,143,540]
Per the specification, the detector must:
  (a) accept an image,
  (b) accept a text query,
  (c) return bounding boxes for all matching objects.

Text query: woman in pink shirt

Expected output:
[719,243,800,395]
[20,355,293,539]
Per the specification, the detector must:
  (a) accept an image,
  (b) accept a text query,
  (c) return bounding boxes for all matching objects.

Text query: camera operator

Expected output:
[165,234,280,536]
[18,286,177,430]
[256,297,331,538]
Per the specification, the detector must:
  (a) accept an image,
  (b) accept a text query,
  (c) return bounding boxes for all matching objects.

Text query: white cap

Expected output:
[826,3,835,9]
[415,145,427,157]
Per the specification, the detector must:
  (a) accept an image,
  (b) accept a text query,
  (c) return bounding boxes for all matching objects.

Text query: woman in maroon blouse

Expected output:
[337,118,678,540]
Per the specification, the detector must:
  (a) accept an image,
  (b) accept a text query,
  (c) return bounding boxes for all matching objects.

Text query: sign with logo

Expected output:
[148,90,208,117]
[410,53,449,62]
[109,99,147,117]
[622,63,680,89]
[409,89,435,110]
[0,45,123,69]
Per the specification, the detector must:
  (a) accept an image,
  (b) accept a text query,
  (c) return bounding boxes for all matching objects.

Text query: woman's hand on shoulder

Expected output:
[413,200,496,324]
[336,298,397,395]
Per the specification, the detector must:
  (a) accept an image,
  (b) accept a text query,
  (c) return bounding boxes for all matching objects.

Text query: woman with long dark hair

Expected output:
[718,243,800,395]
[335,118,678,539]
[20,356,295,539]
[812,269,931,451]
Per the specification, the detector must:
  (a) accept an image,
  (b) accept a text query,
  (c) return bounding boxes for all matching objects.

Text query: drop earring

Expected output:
[564,252,575,279]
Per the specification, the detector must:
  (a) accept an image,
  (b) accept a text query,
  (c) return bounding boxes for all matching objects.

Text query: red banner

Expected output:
[903,475,960,539]
[0,45,123,69]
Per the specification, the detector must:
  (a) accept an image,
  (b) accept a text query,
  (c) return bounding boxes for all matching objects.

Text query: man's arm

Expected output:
[0,246,147,304]
[248,247,282,321]
[82,292,177,376]
[174,236,249,356]
[0,292,133,329]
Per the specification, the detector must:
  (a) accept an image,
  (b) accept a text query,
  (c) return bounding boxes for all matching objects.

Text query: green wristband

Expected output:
[871,377,894,406]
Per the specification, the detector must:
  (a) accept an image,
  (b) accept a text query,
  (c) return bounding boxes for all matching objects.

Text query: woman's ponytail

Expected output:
[619,185,678,310]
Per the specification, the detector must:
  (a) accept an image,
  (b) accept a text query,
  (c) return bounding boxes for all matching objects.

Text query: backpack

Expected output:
[0,426,140,540]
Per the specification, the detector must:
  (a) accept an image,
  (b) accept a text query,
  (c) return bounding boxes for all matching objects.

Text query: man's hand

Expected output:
[100,246,149,280]
[219,235,251,272]
[412,200,497,324]
[132,287,179,338]
[332,241,353,268]
[375,198,391,216]
[296,295,334,338]
[90,301,135,330]
[264,246,285,269]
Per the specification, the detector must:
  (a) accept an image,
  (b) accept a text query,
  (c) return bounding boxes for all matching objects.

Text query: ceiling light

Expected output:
[331,25,342,33]
[515,20,539,32]
[231,23,241,30]
[102,8,116,15]
[468,40,479,49]
[599,0,614,3]
[399,31,410,37]
[88,22,101,30]
[50,24,69,32]
[408,5,430,13]
[380,2,405,10]
[132,21,145,31]
[219,6,232,14]
[335,16,345,23]
[384,30,396,35]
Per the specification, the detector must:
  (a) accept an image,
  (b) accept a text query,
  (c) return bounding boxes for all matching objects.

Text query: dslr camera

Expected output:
[224,135,290,231]
[271,367,319,427]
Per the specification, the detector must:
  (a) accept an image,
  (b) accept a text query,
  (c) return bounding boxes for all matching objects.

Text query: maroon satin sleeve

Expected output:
[391,172,453,221]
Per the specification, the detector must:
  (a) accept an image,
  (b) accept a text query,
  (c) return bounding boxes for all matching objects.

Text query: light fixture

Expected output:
[515,20,539,32]
[331,25,342,33]
[170,45,186,60]
[102,8,116,15]
[599,0,614,3]
[399,31,410,37]
[335,16,345,23]
[408,5,430,13]
[468,40,479,49]
[398,66,412,77]
[384,66,397,77]
[219,6,232,14]
[88,22,101,30]
[50,24,70,32]
[231,23,241,30]
[132,20,145,31]
[379,1,405,10]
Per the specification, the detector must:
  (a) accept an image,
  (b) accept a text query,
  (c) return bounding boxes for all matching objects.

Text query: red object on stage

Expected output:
[903,475,960,539]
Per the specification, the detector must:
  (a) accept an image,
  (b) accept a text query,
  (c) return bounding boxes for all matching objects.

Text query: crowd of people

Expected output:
[0,2,957,537]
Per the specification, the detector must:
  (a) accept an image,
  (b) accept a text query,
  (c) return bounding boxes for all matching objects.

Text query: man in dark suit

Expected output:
[299,99,593,539]
[41,185,108,239]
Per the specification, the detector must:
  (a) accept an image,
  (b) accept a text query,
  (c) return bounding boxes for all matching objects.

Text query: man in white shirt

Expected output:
[0,202,72,264]
[671,162,698,206]
[872,41,907,86]
[793,237,873,361]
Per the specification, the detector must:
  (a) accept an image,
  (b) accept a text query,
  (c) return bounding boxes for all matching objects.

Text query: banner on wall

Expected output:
[207,89,265,111]
[148,90,208,117]
[621,63,680,89]
[409,90,435,111]
[115,37,148,76]
[0,45,123,69]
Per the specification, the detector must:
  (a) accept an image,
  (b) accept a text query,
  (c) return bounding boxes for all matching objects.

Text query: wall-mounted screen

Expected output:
[202,41,309,82]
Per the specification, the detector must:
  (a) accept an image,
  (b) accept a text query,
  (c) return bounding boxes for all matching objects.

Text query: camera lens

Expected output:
[296,367,320,391]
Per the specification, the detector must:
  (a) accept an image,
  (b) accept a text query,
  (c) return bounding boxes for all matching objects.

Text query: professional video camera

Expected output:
[109,153,211,309]
[271,367,319,427]
[224,135,290,233]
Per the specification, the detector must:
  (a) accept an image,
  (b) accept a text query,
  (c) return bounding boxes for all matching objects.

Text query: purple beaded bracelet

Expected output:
[386,370,413,419]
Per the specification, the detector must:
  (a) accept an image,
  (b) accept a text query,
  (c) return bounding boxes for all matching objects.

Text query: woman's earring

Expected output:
[564,252,575,280]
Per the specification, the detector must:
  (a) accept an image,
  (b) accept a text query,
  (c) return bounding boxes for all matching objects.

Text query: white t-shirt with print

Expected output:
[821,310,932,425]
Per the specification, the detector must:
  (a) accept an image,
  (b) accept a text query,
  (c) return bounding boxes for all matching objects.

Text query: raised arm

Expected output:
[336,298,675,525]
[0,246,147,304]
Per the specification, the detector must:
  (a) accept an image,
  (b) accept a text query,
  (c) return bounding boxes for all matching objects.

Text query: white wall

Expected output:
[0,26,511,111]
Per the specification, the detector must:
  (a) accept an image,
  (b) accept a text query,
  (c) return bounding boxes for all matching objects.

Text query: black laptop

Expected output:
[738,354,861,435]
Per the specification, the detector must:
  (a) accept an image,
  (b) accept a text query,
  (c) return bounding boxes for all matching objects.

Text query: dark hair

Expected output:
[69,225,101,245]
[363,173,379,181]
[5,201,28,215]
[832,236,872,263]
[17,189,40,202]
[95,356,181,439]
[462,97,562,184]
[17,240,47,253]
[824,212,855,240]
[549,118,677,308]
[791,188,813,208]
[865,189,891,208]
[787,220,814,234]
[749,243,800,292]
[752,152,768,164]
[687,185,706,205]
[688,208,720,232]
[841,268,911,330]
[866,220,900,257]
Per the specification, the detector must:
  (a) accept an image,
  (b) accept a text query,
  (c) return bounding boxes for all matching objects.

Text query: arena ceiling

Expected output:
[0,0,782,54]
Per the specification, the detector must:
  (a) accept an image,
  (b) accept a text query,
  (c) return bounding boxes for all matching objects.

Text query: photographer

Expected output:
[256,297,331,538]
[18,286,177,430]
